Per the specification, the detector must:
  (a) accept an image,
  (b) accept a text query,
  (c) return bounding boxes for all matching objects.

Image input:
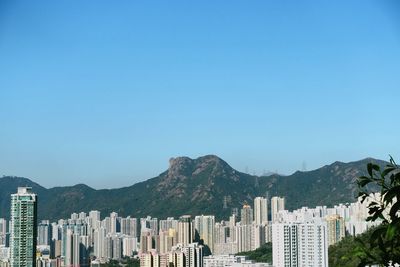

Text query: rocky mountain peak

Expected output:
[167,155,231,178]
[168,156,194,177]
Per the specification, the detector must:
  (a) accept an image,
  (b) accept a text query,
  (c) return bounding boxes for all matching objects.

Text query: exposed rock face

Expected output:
[158,155,238,200]
[168,157,193,177]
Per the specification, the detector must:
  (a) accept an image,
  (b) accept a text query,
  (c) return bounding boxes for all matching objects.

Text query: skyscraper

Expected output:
[0,218,6,235]
[325,214,345,246]
[89,210,101,228]
[10,187,38,267]
[110,212,118,234]
[178,215,193,246]
[271,196,285,223]
[37,220,51,246]
[272,219,328,267]
[0,218,7,246]
[194,215,215,253]
[254,197,268,225]
[240,204,253,225]
[272,223,298,267]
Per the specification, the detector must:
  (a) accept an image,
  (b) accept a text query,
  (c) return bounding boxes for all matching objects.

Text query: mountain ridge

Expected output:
[0,155,387,221]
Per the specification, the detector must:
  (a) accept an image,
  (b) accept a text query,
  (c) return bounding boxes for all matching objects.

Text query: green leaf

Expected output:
[358,176,373,187]
[389,201,400,218]
[367,163,375,176]
[382,167,396,178]
[385,224,397,240]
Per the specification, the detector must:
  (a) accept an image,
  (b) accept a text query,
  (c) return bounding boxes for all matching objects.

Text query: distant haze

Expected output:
[0,1,399,189]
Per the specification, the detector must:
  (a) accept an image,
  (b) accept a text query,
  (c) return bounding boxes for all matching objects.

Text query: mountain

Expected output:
[0,155,386,221]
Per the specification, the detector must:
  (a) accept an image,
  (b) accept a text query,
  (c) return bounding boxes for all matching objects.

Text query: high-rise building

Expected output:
[63,228,73,266]
[78,212,86,220]
[240,204,253,225]
[122,236,138,257]
[105,235,113,259]
[253,224,266,249]
[129,217,138,238]
[272,219,328,267]
[37,221,51,246]
[271,197,285,223]
[120,218,129,235]
[112,235,122,260]
[93,227,106,259]
[228,214,237,243]
[254,197,268,225]
[183,243,204,267]
[272,223,298,267]
[71,213,79,220]
[236,224,253,253]
[325,214,345,246]
[72,233,80,266]
[194,215,215,253]
[0,218,6,235]
[51,222,60,241]
[119,216,137,237]
[140,229,154,253]
[80,235,90,265]
[10,187,38,267]
[0,218,7,247]
[178,215,193,246]
[140,216,158,236]
[89,210,101,228]
[160,217,178,233]
[159,230,174,254]
[110,212,118,234]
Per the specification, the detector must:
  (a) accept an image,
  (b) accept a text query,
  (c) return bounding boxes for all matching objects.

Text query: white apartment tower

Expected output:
[0,218,7,247]
[272,220,328,267]
[271,197,285,223]
[183,243,204,267]
[0,218,7,235]
[89,210,101,228]
[241,204,253,225]
[178,215,193,246]
[254,197,268,225]
[110,212,118,234]
[194,215,215,253]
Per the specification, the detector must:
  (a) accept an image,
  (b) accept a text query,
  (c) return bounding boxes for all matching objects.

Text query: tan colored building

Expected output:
[325,214,345,246]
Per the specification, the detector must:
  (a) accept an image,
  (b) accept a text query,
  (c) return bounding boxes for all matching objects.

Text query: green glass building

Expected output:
[10,187,37,267]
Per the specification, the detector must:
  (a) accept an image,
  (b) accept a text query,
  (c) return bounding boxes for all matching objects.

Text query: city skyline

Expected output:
[1,1,400,188]
[0,187,376,267]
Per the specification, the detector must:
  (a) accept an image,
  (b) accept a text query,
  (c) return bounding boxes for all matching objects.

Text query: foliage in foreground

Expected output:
[357,157,400,266]
[236,243,272,263]
[329,227,382,267]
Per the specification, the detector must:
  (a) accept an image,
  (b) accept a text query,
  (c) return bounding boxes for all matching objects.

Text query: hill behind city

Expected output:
[0,155,386,221]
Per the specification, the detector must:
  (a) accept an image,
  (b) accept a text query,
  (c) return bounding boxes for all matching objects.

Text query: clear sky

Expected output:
[0,0,399,189]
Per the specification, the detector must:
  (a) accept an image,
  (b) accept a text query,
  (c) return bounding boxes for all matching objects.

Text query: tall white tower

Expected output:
[254,197,268,225]
[272,220,328,267]
[194,215,215,253]
[178,215,193,246]
[271,196,285,223]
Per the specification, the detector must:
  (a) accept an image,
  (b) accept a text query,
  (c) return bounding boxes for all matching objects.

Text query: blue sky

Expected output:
[0,0,399,189]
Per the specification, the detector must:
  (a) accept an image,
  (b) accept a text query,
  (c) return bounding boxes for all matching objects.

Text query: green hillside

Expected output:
[0,155,385,221]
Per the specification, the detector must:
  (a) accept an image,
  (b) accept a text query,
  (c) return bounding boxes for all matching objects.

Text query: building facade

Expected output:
[10,187,38,267]
[254,197,268,225]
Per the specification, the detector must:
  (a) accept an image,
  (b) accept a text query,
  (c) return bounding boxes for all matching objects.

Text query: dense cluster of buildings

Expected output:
[0,187,380,267]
